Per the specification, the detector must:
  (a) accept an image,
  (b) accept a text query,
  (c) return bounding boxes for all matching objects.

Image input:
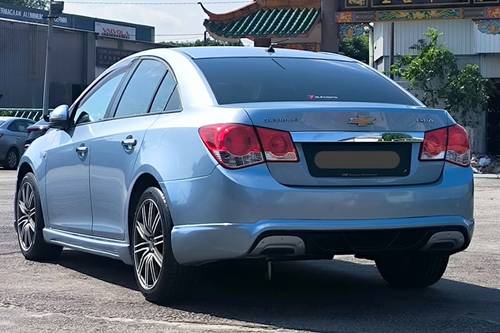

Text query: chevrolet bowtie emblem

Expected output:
[348,116,376,127]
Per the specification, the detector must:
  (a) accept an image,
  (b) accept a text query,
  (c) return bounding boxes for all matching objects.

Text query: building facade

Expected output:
[0,3,156,109]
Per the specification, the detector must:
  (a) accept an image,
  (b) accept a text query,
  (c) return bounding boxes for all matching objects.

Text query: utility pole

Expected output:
[364,23,374,68]
[389,21,395,79]
[42,1,64,119]
[320,0,339,53]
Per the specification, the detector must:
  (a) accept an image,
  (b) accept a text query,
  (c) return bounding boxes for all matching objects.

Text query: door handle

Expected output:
[121,135,137,152]
[75,144,88,159]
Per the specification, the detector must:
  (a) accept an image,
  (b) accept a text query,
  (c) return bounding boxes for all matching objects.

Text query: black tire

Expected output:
[131,186,193,304]
[15,173,62,261]
[376,253,449,288]
[4,148,19,170]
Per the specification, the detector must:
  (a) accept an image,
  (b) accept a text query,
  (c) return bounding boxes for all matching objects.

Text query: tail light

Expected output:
[255,127,298,162]
[420,127,447,160]
[446,124,470,166]
[199,124,298,169]
[199,124,264,169]
[420,124,470,167]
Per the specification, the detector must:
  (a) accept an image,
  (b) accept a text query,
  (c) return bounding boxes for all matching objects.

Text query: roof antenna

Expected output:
[266,38,289,53]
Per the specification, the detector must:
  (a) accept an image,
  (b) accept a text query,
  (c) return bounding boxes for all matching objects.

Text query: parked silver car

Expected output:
[15,47,473,304]
[0,117,34,169]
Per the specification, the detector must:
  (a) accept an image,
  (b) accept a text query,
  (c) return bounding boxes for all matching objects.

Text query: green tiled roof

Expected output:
[204,7,320,38]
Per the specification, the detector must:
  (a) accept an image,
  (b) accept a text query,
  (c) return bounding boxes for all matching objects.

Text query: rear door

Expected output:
[88,58,171,240]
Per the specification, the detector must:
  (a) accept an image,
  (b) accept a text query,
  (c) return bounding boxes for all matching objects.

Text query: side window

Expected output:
[8,120,20,132]
[74,69,126,125]
[8,120,30,132]
[20,120,33,132]
[165,88,181,111]
[150,71,181,113]
[114,59,167,118]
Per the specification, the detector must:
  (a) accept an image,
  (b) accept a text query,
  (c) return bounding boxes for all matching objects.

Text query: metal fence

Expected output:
[0,108,46,121]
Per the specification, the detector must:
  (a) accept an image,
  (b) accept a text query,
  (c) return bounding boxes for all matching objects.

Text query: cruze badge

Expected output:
[416,117,435,123]
[348,116,376,127]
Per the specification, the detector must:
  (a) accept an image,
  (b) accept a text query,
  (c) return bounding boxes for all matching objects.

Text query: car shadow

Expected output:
[56,250,500,332]
[57,249,137,290]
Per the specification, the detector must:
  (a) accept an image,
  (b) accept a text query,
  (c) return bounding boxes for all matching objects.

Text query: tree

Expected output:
[391,28,457,107]
[339,35,369,63]
[391,27,490,128]
[446,64,490,127]
[9,0,48,9]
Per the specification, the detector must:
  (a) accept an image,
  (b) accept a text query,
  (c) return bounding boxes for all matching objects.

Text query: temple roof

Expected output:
[200,0,320,39]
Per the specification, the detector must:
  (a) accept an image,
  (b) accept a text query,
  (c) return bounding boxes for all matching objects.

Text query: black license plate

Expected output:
[303,142,411,177]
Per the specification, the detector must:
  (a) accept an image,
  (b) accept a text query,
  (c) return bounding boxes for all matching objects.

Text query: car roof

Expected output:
[0,116,23,122]
[169,46,355,62]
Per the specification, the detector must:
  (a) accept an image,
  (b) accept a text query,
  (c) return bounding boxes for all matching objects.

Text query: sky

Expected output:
[63,0,252,43]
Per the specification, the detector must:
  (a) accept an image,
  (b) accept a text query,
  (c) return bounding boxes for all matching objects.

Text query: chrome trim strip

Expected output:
[291,131,424,143]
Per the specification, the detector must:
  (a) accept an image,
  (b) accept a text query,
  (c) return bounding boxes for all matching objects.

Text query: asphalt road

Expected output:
[0,170,499,333]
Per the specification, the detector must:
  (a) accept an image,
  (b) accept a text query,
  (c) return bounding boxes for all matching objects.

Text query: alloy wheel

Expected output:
[134,198,164,290]
[7,150,18,169]
[17,182,36,251]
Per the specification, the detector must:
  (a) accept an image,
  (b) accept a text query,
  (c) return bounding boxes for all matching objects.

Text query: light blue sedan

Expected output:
[15,47,473,304]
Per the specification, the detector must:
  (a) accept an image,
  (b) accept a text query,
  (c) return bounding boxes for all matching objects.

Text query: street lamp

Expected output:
[42,1,64,119]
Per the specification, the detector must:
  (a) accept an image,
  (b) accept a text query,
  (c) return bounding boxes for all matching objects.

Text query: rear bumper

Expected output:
[162,163,474,264]
[171,216,473,264]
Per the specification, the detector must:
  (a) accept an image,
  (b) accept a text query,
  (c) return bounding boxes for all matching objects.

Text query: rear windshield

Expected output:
[195,57,419,106]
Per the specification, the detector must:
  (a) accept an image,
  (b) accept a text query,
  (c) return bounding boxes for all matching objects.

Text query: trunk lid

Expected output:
[241,102,453,186]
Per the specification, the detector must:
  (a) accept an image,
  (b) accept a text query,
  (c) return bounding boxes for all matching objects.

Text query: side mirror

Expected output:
[49,105,70,130]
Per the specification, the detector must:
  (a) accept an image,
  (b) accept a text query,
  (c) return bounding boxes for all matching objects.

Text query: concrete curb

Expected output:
[474,174,500,179]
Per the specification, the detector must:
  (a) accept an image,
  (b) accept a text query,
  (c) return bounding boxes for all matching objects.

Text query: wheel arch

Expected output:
[14,162,36,229]
[16,162,34,190]
[8,145,20,154]
[127,173,164,244]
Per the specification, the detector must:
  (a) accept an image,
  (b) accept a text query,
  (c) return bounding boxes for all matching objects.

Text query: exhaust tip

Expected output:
[250,236,305,257]
[423,231,465,251]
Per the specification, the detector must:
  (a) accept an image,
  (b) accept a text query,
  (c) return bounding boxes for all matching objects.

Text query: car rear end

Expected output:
[166,52,473,268]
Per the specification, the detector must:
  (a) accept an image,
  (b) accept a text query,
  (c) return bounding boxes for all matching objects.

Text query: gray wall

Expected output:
[0,19,96,108]
[0,19,159,109]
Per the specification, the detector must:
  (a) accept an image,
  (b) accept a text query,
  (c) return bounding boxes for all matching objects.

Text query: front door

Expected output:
[45,126,93,234]
[44,66,129,234]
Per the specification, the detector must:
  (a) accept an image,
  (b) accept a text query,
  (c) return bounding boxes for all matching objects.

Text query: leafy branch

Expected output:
[391,28,490,127]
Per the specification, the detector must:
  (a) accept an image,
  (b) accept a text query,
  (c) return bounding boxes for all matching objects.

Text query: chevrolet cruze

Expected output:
[15,47,473,303]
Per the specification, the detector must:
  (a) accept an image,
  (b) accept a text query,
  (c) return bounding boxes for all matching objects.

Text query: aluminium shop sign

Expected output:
[0,4,72,27]
[0,3,154,42]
